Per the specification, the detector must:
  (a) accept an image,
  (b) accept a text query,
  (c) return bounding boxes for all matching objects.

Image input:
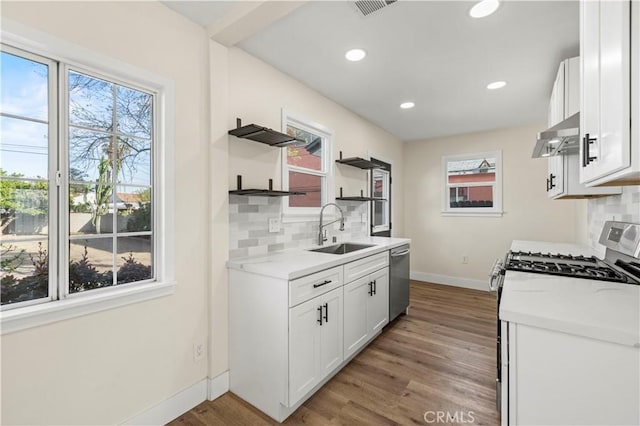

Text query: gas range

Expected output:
[505,250,636,284]
[497,221,640,286]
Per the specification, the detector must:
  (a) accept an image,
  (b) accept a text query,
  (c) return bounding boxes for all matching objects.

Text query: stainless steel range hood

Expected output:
[532,112,580,158]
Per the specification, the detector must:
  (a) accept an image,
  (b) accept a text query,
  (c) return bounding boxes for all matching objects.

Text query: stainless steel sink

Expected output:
[308,243,375,255]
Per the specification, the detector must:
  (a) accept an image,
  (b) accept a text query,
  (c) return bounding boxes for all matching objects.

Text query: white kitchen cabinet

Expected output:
[229,249,393,422]
[289,286,343,406]
[580,0,640,186]
[502,321,639,425]
[546,56,621,198]
[344,267,389,359]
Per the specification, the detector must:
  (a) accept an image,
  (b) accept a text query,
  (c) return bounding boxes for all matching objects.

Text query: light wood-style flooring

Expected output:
[169,281,499,425]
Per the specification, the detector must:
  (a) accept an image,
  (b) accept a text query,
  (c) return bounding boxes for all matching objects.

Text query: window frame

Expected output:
[281,109,334,219]
[441,150,503,217]
[0,20,175,334]
[370,167,390,234]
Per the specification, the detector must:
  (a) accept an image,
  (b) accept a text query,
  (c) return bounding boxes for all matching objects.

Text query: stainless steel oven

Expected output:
[489,257,506,412]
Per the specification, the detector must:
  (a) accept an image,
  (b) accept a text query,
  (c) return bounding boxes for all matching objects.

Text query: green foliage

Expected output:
[117,252,152,283]
[68,246,112,293]
[0,169,48,216]
[0,242,48,305]
[127,202,151,232]
[1,243,25,272]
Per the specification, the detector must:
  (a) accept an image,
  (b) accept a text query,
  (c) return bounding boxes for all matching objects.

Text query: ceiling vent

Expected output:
[354,0,397,16]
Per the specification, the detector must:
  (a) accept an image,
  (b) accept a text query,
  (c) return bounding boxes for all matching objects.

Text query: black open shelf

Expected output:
[228,175,305,197]
[228,118,304,147]
[335,151,383,169]
[335,188,385,202]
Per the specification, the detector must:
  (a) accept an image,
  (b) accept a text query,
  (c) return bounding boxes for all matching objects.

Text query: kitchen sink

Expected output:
[308,243,375,255]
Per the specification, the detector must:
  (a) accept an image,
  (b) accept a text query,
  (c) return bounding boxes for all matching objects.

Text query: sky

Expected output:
[0,50,151,191]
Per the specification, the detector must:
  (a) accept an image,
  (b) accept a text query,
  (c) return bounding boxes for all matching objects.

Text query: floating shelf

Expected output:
[228,118,304,147]
[335,151,383,169]
[335,188,386,202]
[229,175,305,197]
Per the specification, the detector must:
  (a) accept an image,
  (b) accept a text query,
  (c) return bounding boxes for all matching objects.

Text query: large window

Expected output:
[281,111,333,215]
[0,34,173,332]
[370,158,391,236]
[442,151,503,216]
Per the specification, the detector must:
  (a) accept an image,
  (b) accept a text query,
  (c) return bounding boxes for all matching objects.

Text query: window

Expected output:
[0,30,173,333]
[442,151,503,216]
[281,111,333,215]
[370,158,391,235]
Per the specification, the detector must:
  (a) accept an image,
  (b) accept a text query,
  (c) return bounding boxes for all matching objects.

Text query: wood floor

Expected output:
[169,281,499,426]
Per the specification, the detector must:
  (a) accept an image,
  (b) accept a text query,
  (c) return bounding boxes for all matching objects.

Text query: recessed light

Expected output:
[487,81,507,90]
[345,48,366,62]
[469,0,500,18]
[400,102,415,109]
[541,153,551,157]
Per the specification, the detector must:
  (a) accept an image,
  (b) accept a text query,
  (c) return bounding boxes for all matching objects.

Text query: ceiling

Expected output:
[163,1,579,142]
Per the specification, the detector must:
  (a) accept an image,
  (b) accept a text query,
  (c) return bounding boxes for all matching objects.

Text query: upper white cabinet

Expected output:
[546,57,620,198]
[580,0,640,186]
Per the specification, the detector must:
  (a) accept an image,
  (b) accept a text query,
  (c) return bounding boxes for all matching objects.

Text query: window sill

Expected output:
[0,280,175,335]
[441,210,503,218]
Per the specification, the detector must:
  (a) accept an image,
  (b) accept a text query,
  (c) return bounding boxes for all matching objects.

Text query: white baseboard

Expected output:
[208,370,229,401]
[124,379,207,425]
[411,271,488,292]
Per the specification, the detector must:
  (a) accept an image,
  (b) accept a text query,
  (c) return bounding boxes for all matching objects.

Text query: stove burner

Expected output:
[505,251,632,283]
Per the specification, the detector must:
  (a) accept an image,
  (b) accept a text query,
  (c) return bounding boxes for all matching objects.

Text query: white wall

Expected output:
[1,2,210,424]
[227,48,405,237]
[404,123,583,285]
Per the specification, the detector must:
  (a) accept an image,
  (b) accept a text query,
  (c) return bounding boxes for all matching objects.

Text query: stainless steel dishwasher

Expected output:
[389,244,410,321]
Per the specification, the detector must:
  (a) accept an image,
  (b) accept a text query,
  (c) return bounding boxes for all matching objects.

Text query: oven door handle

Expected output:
[489,258,504,292]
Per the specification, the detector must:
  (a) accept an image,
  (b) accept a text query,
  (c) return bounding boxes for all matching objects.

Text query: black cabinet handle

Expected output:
[368,281,373,296]
[546,178,550,192]
[373,279,377,295]
[313,279,332,288]
[549,173,556,189]
[582,133,598,167]
[323,302,328,322]
[317,306,323,325]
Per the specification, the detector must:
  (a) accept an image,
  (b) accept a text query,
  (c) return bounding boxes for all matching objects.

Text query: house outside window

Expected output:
[0,28,174,333]
[281,110,333,216]
[442,150,503,217]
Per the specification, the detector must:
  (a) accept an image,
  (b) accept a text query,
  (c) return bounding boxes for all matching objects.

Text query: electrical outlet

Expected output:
[462,255,469,264]
[193,341,205,362]
[268,217,280,233]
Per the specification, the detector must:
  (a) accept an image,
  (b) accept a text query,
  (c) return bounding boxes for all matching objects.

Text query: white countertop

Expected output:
[500,240,640,348]
[227,236,411,280]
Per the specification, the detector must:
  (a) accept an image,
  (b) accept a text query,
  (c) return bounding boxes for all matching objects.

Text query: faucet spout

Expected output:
[318,202,345,246]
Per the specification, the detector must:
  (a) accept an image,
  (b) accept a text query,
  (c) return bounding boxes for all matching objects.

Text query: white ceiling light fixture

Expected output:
[400,102,415,109]
[345,48,367,62]
[469,0,500,18]
[487,81,507,90]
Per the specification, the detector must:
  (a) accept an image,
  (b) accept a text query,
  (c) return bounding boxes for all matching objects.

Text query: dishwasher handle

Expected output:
[390,248,410,257]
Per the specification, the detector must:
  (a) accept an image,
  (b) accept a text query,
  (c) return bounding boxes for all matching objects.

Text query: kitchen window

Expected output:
[442,150,503,217]
[0,31,174,333]
[370,159,391,235]
[281,110,333,216]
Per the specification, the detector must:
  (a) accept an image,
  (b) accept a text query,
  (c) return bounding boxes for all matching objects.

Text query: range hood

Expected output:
[532,112,580,158]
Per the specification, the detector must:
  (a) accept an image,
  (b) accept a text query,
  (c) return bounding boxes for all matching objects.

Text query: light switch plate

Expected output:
[268,217,281,233]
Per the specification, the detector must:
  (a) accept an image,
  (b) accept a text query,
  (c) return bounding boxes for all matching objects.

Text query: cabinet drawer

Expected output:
[344,251,389,283]
[290,266,343,307]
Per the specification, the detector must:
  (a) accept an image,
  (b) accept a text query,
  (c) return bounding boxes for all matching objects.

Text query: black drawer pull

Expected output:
[373,279,377,295]
[546,178,550,192]
[323,302,328,322]
[317,306,323,325]
[313,279,332,288]
[549,173,556,189]
[582,133,598,167]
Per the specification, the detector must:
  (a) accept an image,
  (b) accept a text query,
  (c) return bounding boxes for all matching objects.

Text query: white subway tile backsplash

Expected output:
[587,186,640,250]
[229,197,369,259]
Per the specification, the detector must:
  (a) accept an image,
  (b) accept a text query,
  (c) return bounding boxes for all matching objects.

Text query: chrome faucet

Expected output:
[318,203,345,245]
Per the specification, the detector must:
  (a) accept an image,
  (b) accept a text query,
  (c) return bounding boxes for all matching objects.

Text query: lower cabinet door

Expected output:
[289,286,344,407]
[367,268,389,333]
[344,275,371,359]
[288,296,322,406]
[319,287,344,377]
